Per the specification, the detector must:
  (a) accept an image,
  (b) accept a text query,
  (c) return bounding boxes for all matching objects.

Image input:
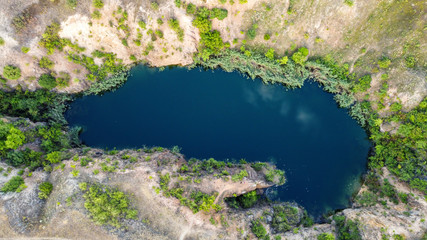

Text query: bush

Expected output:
[81,183,139,228]
[0,121,26,152]
[291,47,309,66]
[344,0,354,7]
[38,73,57,90]
[151,1,159,10]
[405,56,416,68]
[55,72,71,88]
[92,0,104,8]
[67,0,78,9]
[317,233,335,240]
[39,22,64,55]
[186,3,196,14]
[3,65,21,80]
[138,20,146,29]
[231,170,248,182]
[168,19,184,41]
[352,75,372,93]
[91,10,102,19]
[355,191,377,207]
[39,56,54,69]
[264,34,271,40]
[46,151,62,164]
[251,219,267,238]
[238,190,259,208]
[210,8,228,20]
[21,47,30,53]
[38,181,53,199]
[378,57,391,69]
[0,37,4,45]
[1,176,25,193]
[265,48,275,60]
[333,215,361,240]
[247,24,258,40]
[271,204,300,232]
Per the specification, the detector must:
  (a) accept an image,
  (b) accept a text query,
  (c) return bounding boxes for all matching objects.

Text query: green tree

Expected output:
[38,73,57,90]
[291,47,309,66]
[5,127,25,149]
[3,65,21,80]
[278,56,288,65]
[265,48,275,60]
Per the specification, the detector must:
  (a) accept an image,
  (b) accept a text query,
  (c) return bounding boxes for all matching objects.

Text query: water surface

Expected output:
[66,66,370,216]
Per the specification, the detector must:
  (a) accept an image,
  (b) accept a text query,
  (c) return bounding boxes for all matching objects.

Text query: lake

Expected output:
[66,65,370,217]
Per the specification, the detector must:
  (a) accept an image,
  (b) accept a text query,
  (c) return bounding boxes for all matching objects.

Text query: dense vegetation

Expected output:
[1,176,25,193]
[80,182,138,228]
[0,2,425,237]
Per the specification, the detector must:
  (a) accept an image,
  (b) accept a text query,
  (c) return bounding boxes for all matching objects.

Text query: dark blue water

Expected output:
[66,66,370,216]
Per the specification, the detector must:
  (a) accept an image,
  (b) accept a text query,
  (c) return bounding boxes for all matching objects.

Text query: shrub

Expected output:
[210,8,228,20]
[21,47,30,53]
[251,162,267,171]
[352,75,372,93]
[247,24,258,40]
[56,72,71,88]
[199,30,224,61]
[271,204,300,232]
[92,0,104,8]
[355,191,377,207]
[405,56,416,68]
[277,56,288,65]
[344,0,353,6]
[39,22,64,55]
[333,215,361,240]
[378,57,391,69]
[0,37,4,45]
[317,233,335,240]
[174,0,181,7]
[38,182,53,199]
[390,102,402,112]
[1,176,25,193]
[81,183,138,228]
[168,19,184,41]
[265,48,275,60]
[264,34,271,40]
[67,0,78,9]
[39,56,54,69]
[291,47,309,66]
[155,30,164,38]
[91,10,102,19]
[186,3,196,15]
[3,65,21,80]
[151,1,159,10]
[238,190,259,208]
[231,170,248,182]
[38,73,57,90]
[251,219,267,238]
[46,151,62,164]
[138,20,146,29]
